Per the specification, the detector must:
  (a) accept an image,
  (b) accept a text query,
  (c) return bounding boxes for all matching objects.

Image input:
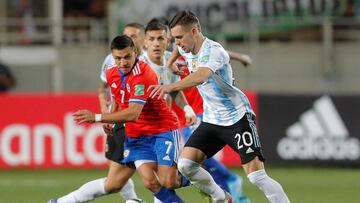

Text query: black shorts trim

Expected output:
[105,123,126,164]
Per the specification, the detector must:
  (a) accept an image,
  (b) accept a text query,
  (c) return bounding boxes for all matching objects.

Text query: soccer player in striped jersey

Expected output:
[143,18,251,203]
[74,35,187,203]
[140,20,196,125]
[171,57,251,203]
[149,10,291,203]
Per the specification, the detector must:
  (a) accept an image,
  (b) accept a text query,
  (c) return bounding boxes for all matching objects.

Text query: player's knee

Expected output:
[158,175,178,189]
[247,169,267,186]
[105,176,127,193]
[104,178,123,193]
[159,178,176,189]
[178,158,200,178]
[142,178,161,193]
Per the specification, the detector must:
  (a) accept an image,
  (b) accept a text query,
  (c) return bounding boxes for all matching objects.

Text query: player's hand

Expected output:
[103,124,113,135]
[148,84,171,99]
[73,109,96,124]
[240,54,252,67]
[173,70,186,76]
[184,105,196,126]
[170,63,186,76]
[168,60,188,76]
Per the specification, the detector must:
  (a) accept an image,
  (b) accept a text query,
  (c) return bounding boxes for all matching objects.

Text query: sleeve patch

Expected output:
[200,55,210,63]
[134,84,145,96]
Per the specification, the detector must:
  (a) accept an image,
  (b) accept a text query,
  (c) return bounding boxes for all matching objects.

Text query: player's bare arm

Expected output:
[74,103,144,124]
[169,91,187,108]
[167,46,186,75]
[227,50,252,67]
[102,98,119,135]
[98,80,112,135]
[98,81,109,113]
[148,67,213,99]
[169,91,196,125]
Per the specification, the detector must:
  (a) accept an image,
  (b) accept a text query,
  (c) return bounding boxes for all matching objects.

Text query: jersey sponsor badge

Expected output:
[111,82,117,88]
[126,83,131,92]
[134,84,145,96]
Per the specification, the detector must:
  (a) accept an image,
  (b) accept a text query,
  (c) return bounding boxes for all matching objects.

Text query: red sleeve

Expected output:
[129,64,158,105]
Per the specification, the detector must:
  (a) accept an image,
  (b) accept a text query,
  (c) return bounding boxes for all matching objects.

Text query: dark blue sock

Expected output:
[203,157,232,192]
[180,174,191,187]
[154,187,185,203]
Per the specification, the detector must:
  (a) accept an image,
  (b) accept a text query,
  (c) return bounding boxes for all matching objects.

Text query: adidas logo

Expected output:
[111,82,117,88]
[246,147,254,154]
[162,155,171,161]
[277,96,360,160]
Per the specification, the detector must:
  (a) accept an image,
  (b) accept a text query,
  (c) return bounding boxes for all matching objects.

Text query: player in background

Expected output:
[74,35,189,203]
[140,20,196,123]
[149,10,290,203]
[139,19,197,203]
[48,23,146,203]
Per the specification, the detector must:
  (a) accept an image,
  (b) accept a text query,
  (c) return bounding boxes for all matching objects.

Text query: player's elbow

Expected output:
[195,69,212,84]
[197,77,207,84]
[194,75,209,85]
[98,82,107,94]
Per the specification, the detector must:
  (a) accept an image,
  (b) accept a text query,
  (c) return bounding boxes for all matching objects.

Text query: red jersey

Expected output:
[106,60,179,137]
[171,57,203,127]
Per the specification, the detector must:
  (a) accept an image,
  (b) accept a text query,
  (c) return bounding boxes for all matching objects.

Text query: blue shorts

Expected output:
[121,129,181,166]
[182,114,203,142]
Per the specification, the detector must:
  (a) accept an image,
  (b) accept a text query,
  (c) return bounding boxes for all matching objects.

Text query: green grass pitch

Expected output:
[0,166,359,203]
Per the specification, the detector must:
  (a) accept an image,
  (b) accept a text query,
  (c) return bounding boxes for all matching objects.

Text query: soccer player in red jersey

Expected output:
[49,23,146,203]
[74,35,186,203]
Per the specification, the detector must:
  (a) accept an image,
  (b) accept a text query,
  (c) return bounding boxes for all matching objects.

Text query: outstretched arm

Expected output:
[149,67,213,99]
[74,103,144,124]
[101,98,119,135]
[227,50,252,67]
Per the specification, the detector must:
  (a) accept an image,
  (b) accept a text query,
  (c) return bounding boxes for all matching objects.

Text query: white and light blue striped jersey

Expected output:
[100,54,115,82]
[178,38,254,126]
[139,51,180,85]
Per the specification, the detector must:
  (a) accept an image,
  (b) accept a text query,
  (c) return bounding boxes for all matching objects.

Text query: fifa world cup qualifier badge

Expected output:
[134,84,145,96]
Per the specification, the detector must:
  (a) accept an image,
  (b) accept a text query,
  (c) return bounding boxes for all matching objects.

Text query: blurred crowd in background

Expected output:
[6,0,110,18]
[0,0,360,93]
[1,0,360,45]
